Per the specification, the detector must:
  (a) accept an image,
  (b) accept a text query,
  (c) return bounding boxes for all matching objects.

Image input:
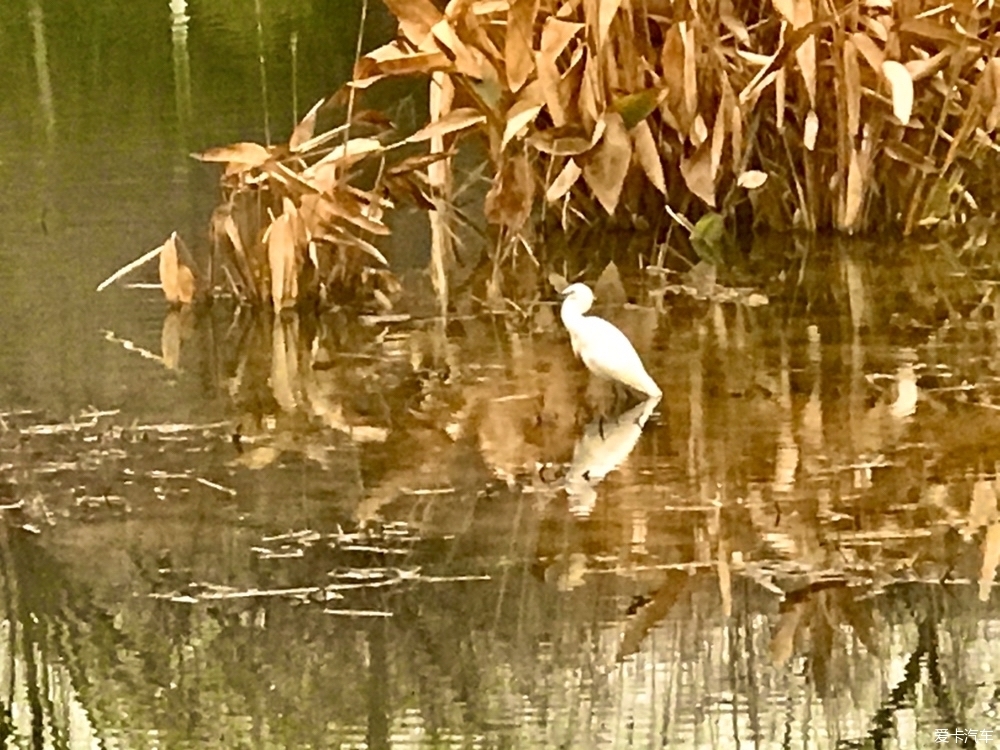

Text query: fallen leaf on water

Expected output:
[347,425,390,443]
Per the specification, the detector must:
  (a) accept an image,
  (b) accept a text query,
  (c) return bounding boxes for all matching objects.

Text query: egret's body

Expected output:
[560,283,661,399]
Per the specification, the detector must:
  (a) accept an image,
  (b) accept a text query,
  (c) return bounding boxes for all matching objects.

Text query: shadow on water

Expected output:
[1,237,1000,747]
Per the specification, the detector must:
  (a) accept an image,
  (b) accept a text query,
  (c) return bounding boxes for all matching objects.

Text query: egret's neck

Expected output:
[560,298,590,329]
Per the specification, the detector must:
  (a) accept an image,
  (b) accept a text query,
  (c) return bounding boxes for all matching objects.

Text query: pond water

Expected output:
[2,2,1000,749]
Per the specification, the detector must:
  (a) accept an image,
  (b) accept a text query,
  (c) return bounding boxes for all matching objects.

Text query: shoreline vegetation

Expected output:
[101,0,1000,310]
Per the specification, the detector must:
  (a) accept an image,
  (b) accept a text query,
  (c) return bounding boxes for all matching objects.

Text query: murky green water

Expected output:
[2,2,1000,749]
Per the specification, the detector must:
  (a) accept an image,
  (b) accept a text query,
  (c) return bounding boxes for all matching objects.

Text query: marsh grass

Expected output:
[359,0,1000,236]
[127,0,1000,309]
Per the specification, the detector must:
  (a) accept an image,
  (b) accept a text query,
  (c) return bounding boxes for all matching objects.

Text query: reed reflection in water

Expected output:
[3,240,1000,746]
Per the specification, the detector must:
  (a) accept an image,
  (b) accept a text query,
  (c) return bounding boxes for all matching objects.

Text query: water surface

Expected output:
[1,3,999,749]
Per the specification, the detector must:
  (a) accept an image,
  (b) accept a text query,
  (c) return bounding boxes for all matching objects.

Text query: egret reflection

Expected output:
[564,397,659,517]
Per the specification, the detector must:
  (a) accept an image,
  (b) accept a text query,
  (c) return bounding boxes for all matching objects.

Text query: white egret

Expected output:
[560,283,662,399]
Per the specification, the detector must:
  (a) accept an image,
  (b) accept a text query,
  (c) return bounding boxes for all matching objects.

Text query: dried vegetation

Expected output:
[358,0,1000,237]
[193,102,488,310]
[106,0,1000,309]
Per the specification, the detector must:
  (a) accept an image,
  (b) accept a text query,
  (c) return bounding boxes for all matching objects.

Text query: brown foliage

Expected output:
[357,0,1000,236]
[180,0,1000,310]
[193,97,484,310]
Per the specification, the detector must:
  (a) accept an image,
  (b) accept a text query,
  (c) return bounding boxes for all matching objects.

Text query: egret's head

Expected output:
[560,283,595,313]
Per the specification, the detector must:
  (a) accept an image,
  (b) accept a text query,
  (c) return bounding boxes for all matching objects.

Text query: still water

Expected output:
[2,2,1000,749]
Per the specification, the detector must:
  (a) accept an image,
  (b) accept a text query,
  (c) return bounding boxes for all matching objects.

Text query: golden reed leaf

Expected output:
[582,112,632,214]
[193,142,270,167]
[176,264,195,305]
[380,0,442,45]
[289,98,325,152]
[545,158,582,202]
[842,148,863,229]
[850,32,884,74]
[595,0,622,50]
[268,213,295,311]
[843,37,861,137]
[505,0,539,92]
[882,60,913,126]
[679,141,715,208]
[538,18,584,127]
[158,233,180,304]
[404,107,486,144]
[631,121,666,195]
[737,170,768,189]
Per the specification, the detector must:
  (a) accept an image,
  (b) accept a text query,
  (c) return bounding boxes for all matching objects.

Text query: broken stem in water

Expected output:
[95,235,174,291]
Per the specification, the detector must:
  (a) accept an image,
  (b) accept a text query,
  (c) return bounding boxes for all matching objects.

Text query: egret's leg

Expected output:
[610,382,631,416]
